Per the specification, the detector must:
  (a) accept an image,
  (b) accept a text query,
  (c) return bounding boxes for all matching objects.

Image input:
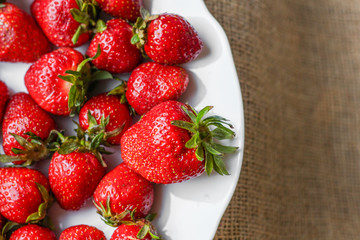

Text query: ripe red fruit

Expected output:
[31,0,98,47]
[25,47,108,116]
[93,162,154,226]
[59,225,106,240]
[0,80,9,121]
[79,93,132,145]
[9,224,56,240]
[0,3,50,62]
[1,93,56,165]
[111,225,152,240]
[0,167,51,224]
[132,10,203,65]
[95,0,141,22]
[121,101,238,184]
[49,151,106,210]
[87,19,141,74]
[126,62,189,115]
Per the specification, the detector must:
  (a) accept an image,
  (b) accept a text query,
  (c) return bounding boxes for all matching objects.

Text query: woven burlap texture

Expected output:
[205,0,360,239]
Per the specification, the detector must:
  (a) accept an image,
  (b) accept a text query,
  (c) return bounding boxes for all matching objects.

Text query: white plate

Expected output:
[0,0,244,239]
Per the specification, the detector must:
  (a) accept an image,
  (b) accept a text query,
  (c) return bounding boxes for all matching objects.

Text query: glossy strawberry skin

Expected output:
[93,162,154,219]
[2,93,56,157]
[0,3,51,62]
[95,0,141,22]
[59,225,106,240]
[0,80,9,122]
[87,19,141,74]
[121,101,205,184]
[111,225,152,240]
[49,151,106,210]
[79,93,132,144]
[0,168,50,224]
[31,0,90,47]
[25,48,84,116]
[10,224,56,240]
[126,62,189,115]
[144,14,203,65]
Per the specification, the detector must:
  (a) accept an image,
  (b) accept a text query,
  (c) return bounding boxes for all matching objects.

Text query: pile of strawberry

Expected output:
[0,0,238,239]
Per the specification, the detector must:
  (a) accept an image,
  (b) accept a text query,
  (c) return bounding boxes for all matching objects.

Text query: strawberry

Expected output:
[59,224,106,240]
[95,0,141,22]
[31,0,99,47]
[25,47,111,116]
[0,2,50,62]
[79,92,132,145]
[131,9,203,65]
[126,62,189,115]
[86,19,142,74]
[111,225,152,240]
[0,80,9,122]
[121,101,238,184]
[0,93,56,165]
[0,167,51,224]
[49,151,106,210]
[9,224,56,240]
[93,162,154,226]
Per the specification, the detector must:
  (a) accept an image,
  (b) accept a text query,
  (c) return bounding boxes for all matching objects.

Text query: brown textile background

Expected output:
[205,0,360,239]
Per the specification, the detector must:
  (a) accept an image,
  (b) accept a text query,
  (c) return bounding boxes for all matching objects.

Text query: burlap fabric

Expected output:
[205,0,360,239]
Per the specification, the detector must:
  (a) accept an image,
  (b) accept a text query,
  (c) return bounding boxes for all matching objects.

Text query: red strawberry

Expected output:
[0,80,9,122]
[87,19,141,74]
[95,0,141,22]
[126,62,189,115]
[31,0,98,47]
[79,93,132,145]
[9,224,56,240]
[121,101,238,184]
[0,167,51,224]
[0,3,50,62]
[25,47,109,116]
[59,225,106,240]
[93,162,154,226]
[111,225,152,240]
[0,93,56,165]
[132,10,203,65]
[49,151,106,210]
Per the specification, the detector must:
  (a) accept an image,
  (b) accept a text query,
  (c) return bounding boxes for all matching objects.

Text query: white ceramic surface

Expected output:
[0,0,244,239]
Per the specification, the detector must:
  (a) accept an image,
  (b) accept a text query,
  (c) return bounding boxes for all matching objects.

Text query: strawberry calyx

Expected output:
[94,198,160,239]
[171,105,238,176]
[131,7,159,57]
[0,131,59,166]
[52,123,110,167]
[71,0,100,44]
[107,80,136,116]
[58,45,113,117]
[1,221,20,240]
[85,110,124,146]
[26,183,53,224]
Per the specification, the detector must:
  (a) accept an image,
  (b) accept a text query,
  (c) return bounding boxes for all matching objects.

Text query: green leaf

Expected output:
[36,182,50,203]
[171,120,195,132]
[11,148,23,154]
[0,154,24,163]
[70,8,87,23]
[205,152,214,176]
[196,106,213,123]
[68,85,77,113]
[131,34,140,44]
[149,231,160,239]
[10,133,31,148]
[87,111,98,128]
[140,7,150,19]
[212,142,238,154]
[195,144,205,161]
[2,222,20,236]
[212,126,235,140]
[181,106,197,123]
[108,83,127,96]
[185,133,199,149]
[58,141,80,154]
[96,19,107,33]
[90,132,104,150]
[137,225,150,239]
[145,213,156,222]
[213,155,230,175]
[203,142,222,155]
[58,74,75,83]
[90,70,113,81]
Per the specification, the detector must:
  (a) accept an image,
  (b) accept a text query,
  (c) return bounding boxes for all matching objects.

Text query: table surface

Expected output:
[206,0,360,239]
